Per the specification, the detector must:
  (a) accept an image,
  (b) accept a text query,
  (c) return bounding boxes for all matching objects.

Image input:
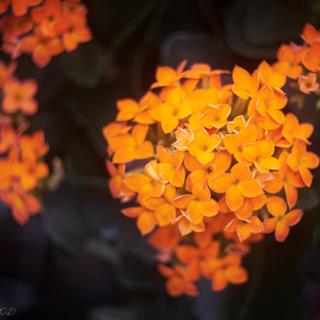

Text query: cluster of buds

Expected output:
[103,23,320,297]
[0,59,49,224]
[0,0,92,68]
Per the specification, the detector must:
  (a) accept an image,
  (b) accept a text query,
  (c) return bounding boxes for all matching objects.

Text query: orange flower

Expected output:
[147,224,181,252]
[13,158,49,190]
[224,215,264,242]
[57,12,92,52]
[200,103,231,129]
[21,26,64,68]
[232,65,260,99]
[282,113,313,146]
[302,42,320,72]
[287,140,319,187]
[150,60,186,89]
[19,130,50,161]
[298,73,319,94]
[263,196,302,242]
[301,23,320,44]
[211,162,263,211]
[264,150,305,209]
[187,127,221,164]
[224,125,257,164]
[123,160,166,200]
[249,85,287,124]
[106,160,135,202]
[227,115,248,133]
[173,183,218,225]
[115,94,156,124]
[185,151,231,191]
[109,124,154,163]
[172,127,192,151]
[2,79,38,115]
[272,45,303,79]
[206,254,248,291]
[102,122,131,143]
[176,214,206,236]
[31,0,62,38]
[157,145,185,187]
[151,88,192,133]
[243,140,280,173]
[187,87,219,131]
[142,185,176,226]
[258,61,286,89]
[157,263,199,297]
[122,202,158,235]
[1,184,41,225]
[11,0,42,17]
[0,15,33,42]
[175,241,220,277]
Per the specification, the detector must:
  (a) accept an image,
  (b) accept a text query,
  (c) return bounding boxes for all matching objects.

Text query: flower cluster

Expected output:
[0,59,49,224]
[103,24,320,297]
[273,23,320,98]
[0,0,92,68]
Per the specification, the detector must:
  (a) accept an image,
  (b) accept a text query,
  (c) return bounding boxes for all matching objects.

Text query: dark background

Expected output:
[1,0,320,319]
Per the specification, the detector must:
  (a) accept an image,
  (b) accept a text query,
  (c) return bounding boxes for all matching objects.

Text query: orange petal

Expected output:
[238,179,263,198]
[137,210,156,235]
[246,194,267,210]
[275,221,290,242]
[267,196,287,217]
[199,199,219,217]
[175,245,199,263]
[224,266,248,284]
[166,276,184,297]
[188,201,204,224]
[284,182,297,209]
[212,268,228,291]
[173,194,194,209]
[227,185,244,211]
[263,217,278,233]
[162,116,179,134]
[211,173,234,193]
[192,183,211,201]
[231,163,251,182]
[299,166,313,187]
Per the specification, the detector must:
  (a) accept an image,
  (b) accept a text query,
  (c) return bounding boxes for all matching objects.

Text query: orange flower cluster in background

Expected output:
[0,0,92,68]
[273,23,320,96]
[103,23,320,297]
[0,59,49,224]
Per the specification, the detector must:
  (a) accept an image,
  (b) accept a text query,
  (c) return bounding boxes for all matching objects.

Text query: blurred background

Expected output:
[1,0,320,319]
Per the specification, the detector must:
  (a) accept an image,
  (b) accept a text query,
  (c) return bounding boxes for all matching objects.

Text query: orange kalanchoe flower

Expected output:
[272,44,303,79]
[243,139,280,173]
[258,61,286,89]
[224,125,257,164]
[211,163,263,211]
[232,65,260,99]
[206,254,248,291]
[157,263,199,297]
[200,103,231,129]
[298,73,319,94]
[302,42,320,72]
[173,183,218,225]
[287,140,319,187]
[21,26,64,68]
[224,215,264,243]
[187,127,221,164]
[109,124,154,163]
[263,196,303,242]
[301,23,320,44]
[2,79,38,115]
[151,88,192,133]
